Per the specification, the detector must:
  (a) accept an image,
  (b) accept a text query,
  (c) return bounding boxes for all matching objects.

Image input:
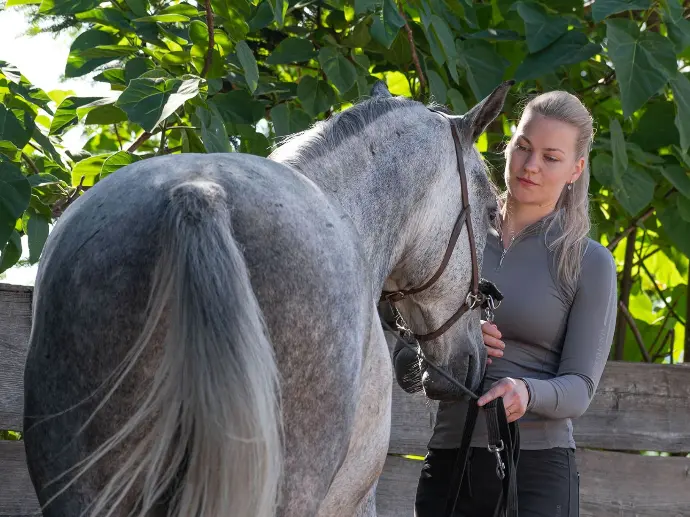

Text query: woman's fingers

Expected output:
[481,321,502,339]
[484,334,505,350]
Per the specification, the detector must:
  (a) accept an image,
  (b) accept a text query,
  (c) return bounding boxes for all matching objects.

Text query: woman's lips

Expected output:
[518,177,537,187]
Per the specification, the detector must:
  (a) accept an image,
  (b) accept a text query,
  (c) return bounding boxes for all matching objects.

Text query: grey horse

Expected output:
[23,80,511,517]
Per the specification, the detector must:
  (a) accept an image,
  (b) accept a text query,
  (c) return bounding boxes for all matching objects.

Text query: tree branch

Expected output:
[685,268,690,363]
[398,2,426,97]
[577,71,615,94]
[618,300,652,362]
[113,124,123,151]
[636,251,686,325]
[607,189,675,251]
[201,0,215,78]
[128,131,151,152]
[613,230,636,360]
[21,152,40,175]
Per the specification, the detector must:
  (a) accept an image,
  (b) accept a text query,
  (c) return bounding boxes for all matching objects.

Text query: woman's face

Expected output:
[505,111,584,209]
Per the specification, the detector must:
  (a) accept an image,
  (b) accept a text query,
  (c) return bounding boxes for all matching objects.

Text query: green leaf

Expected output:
[160,2,199,16]
[71,154,111,187]
[427,70,447,104]
[232,123,270,156]
[591,0,652,23]
[272,0,288,26]
[32,128,66,169]
[213,90,265,124]
[355,0,379,14]
[669,72,690,152]
[116,76,201,132]
[456,40,509,100]
[26,212,49,264]
[658,202,690,255]
[431,14,459,65]
[83,104,128,125]
[39,0,101,15]
[318,47,358,94]
[466,29,522,41]
[616,164,656,215]
[248,1,274,31]
[266,37,316,65]
[197,102,232,153]
[236,40,259,93]
[0,160,31,252]
[6,0,42,5]
[514,30,600,82]
[592,152,615,187]
[0,105,33,149]
[677,193,690,222]
[101,151,141,178]
[592,152,654,215]
[75,8,133,32]
[515,1,569,53]
[370,0,406,48]
[125,58,156,83]
[125,0,148,17]
[0,230,21,275]
[606,19,677,118]
[213,0,250,41]
[662,0,690,53]
[297,76,337,117]
[50,96,101,136]
[660,165,690,199]
[64,29,120,78]
[133,14,190,23]
[629,101,680,151]
[270,103,312,137]
[447,88,468,114]
[610,117,628,176]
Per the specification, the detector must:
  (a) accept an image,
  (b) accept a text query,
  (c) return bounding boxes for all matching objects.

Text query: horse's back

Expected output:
[24,153,372,516]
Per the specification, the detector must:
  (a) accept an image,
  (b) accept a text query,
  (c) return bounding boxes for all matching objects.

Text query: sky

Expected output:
[0,7,108,285]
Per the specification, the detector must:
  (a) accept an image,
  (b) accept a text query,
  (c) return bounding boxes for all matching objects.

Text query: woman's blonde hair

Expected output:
[506,90,595,293]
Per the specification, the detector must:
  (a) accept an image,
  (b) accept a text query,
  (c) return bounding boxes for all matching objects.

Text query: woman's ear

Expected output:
[571,157,585,183]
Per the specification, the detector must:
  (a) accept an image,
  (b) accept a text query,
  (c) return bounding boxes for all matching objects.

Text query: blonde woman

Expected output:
[393,91,618,516]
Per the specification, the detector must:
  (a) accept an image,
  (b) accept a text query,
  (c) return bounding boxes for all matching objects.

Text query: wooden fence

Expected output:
[1,282,690,516]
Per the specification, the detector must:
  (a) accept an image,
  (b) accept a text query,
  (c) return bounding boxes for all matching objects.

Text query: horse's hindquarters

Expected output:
[23,153,373,517]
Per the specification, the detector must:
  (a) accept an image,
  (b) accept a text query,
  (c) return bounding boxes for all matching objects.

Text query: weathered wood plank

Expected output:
[0,284,32,432]
[0,440,41,517]
[385,330,690,454]
[377,450,690,517]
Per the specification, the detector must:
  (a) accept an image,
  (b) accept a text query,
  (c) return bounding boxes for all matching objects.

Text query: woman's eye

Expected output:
[545,155,559,162]
[516,144,528,151]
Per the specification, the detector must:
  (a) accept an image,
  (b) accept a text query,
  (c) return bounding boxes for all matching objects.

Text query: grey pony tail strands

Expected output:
[71,178,283,517]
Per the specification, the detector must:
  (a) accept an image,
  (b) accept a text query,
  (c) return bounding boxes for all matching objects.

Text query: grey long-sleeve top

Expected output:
[394,216,618,450]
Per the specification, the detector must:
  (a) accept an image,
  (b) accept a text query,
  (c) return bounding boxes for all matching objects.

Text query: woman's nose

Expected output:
[524,153,539,173]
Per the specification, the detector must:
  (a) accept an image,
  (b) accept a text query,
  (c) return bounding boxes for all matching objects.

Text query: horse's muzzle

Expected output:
[421,363,470,401]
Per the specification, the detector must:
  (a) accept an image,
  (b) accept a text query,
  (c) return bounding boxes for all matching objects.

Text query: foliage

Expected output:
[0,0,688,362]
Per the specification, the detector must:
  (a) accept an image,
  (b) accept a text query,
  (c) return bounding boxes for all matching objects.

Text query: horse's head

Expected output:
[381,80,512,400]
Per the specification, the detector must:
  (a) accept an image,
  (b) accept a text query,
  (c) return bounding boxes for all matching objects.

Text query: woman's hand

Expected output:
[482,320,504,365]
[477,378,529,423]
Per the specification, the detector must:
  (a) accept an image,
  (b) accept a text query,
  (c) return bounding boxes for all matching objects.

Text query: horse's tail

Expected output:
[77,178,282,517]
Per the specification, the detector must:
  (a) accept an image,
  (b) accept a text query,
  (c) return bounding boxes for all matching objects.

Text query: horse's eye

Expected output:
[488,206,499,223]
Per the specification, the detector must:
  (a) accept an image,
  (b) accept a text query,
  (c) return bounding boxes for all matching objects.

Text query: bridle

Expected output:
[378,109,519,517]
[379,108,483,343]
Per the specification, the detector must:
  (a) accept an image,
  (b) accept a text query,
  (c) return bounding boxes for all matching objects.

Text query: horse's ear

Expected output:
[461,80,514,142]
[371,80,392,98]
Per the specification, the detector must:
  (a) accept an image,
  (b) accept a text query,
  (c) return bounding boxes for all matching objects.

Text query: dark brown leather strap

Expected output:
[380,110,482,341]
[450,123,479,297]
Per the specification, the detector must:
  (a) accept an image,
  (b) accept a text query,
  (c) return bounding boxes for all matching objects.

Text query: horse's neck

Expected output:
[273,113,453,292]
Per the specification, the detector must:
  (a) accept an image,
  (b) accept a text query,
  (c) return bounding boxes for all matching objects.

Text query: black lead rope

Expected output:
[379,310,519,517]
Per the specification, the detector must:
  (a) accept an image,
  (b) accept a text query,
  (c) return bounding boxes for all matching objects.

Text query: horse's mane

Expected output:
[274,92,451,169]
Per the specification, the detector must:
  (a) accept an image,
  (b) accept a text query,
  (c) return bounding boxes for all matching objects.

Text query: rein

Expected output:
[379,109,519,517]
